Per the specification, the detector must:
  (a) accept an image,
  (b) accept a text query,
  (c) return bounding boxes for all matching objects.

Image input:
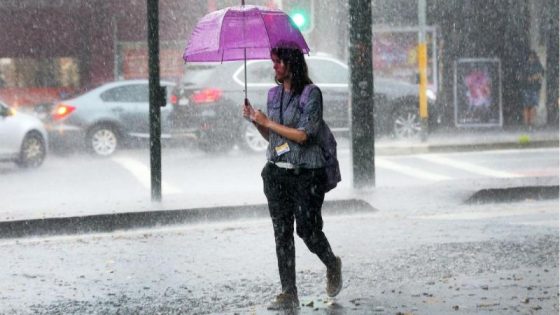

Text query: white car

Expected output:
[0,100,48,168]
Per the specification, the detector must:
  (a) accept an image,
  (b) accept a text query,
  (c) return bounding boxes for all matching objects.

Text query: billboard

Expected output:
[454,58,502,127]
[372,27,438,90]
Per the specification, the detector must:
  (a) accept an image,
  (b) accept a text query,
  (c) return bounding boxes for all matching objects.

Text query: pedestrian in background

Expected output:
[520,50,545,128]
[242,43,342,310]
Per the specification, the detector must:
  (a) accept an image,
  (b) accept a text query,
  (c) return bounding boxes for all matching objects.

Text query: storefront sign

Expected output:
[0,0,84,9]
[373,27,438,89]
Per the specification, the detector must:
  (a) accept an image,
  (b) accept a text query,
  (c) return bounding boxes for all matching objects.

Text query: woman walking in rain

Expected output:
[242,43,342,310]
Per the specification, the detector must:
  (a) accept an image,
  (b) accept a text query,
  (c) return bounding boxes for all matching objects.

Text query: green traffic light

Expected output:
[291,12,306,28]
[289,9,309,30]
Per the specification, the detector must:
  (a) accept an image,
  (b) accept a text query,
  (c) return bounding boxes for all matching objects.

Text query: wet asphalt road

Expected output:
[1,197,558,314]
[2,147,557,222]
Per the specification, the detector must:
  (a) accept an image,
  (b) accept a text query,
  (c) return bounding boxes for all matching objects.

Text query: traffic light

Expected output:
[283,0,314,34]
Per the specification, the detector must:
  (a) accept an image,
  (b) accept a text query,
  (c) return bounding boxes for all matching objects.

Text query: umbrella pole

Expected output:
[242,0,247,102]
[244,49,248,101]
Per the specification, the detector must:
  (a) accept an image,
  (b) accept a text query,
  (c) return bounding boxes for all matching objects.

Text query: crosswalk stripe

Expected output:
[376,157,451,181]
[111,156,181,194]
[417,154,523,178]
[413,207,558,221]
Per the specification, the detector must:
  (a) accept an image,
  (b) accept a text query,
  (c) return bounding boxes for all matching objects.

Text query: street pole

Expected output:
[418,0,429,142]
[545,0,559,126]
[349,0,375,188]
[147,0,163,202]
[112,16,119,80]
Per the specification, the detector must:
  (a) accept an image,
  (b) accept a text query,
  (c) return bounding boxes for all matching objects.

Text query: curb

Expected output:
[0,199,376,239]
[465,185,559,204]
[376,139,558,155]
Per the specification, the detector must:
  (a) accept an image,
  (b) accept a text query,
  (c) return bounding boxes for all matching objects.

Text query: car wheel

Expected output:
[16,132,46,168]
[240,121,268,153]
[87,125,119,156]
[393,106,422,139]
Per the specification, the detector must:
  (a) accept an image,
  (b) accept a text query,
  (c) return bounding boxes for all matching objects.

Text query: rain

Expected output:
[0,0,558,314]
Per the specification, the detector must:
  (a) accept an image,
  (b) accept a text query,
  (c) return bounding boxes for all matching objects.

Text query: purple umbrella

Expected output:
[183,4,309,99]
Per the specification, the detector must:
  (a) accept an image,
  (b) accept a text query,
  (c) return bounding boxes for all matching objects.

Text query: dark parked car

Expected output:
[46,80,179,156]
[171,54,441,152]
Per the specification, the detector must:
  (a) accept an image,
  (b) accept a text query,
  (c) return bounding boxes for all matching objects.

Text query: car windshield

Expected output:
[307,58,349,84]
[0,102,8,115]
[182,64,218,85]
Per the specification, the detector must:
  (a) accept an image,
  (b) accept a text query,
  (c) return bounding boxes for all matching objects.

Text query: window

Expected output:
[0,103,7,116]
[0,57,80,88]
[183,65,218,85]
[246,61,274,84]
[101,84,149,103]
[307,59,348,84]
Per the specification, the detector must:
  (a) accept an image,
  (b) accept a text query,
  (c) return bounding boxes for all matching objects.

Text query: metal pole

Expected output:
[112,16,119,80]
[147,0,162,202]
[418,0,429,141]
[545,0,559,126]
[349,0,375,188]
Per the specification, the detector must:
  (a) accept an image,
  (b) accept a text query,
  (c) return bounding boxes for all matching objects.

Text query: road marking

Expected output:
[412,207,558,221]
[376,157,451,181]
[455,147,559,156]
[512,220,559,227]
[417,154,523,178]
[111,156,181,194]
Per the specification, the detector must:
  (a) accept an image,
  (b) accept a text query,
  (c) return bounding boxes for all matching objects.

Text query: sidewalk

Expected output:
[1,186,557,315]
[374,125,559,155]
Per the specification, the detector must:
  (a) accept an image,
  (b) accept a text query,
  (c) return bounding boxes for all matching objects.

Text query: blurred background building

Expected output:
[0,0,557,126]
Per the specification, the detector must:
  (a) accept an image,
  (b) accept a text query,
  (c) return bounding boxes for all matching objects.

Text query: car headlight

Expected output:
[426,89,436,101]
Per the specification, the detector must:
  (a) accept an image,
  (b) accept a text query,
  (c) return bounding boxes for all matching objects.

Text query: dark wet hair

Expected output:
[271,42,312,96]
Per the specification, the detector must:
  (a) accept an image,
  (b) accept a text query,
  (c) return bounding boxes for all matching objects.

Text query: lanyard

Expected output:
[279,88,296,125]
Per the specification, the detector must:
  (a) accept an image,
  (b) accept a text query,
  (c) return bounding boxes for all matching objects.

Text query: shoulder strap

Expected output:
[298,84,316,110]
[267,85,282,104]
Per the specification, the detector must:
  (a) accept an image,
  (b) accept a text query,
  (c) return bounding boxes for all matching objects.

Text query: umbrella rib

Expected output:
[258,11,273,52]
[218,9,229,63]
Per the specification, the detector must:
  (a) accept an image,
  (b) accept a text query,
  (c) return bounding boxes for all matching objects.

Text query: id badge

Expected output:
[275,142,290,156]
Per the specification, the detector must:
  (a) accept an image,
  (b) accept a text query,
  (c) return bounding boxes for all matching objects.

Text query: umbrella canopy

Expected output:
[183,5,309,62]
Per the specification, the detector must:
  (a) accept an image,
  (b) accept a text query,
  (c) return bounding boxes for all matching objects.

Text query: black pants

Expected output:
[261,162,337,295]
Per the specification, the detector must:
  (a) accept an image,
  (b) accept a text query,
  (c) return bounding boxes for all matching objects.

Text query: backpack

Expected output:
[267,84,341,192]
